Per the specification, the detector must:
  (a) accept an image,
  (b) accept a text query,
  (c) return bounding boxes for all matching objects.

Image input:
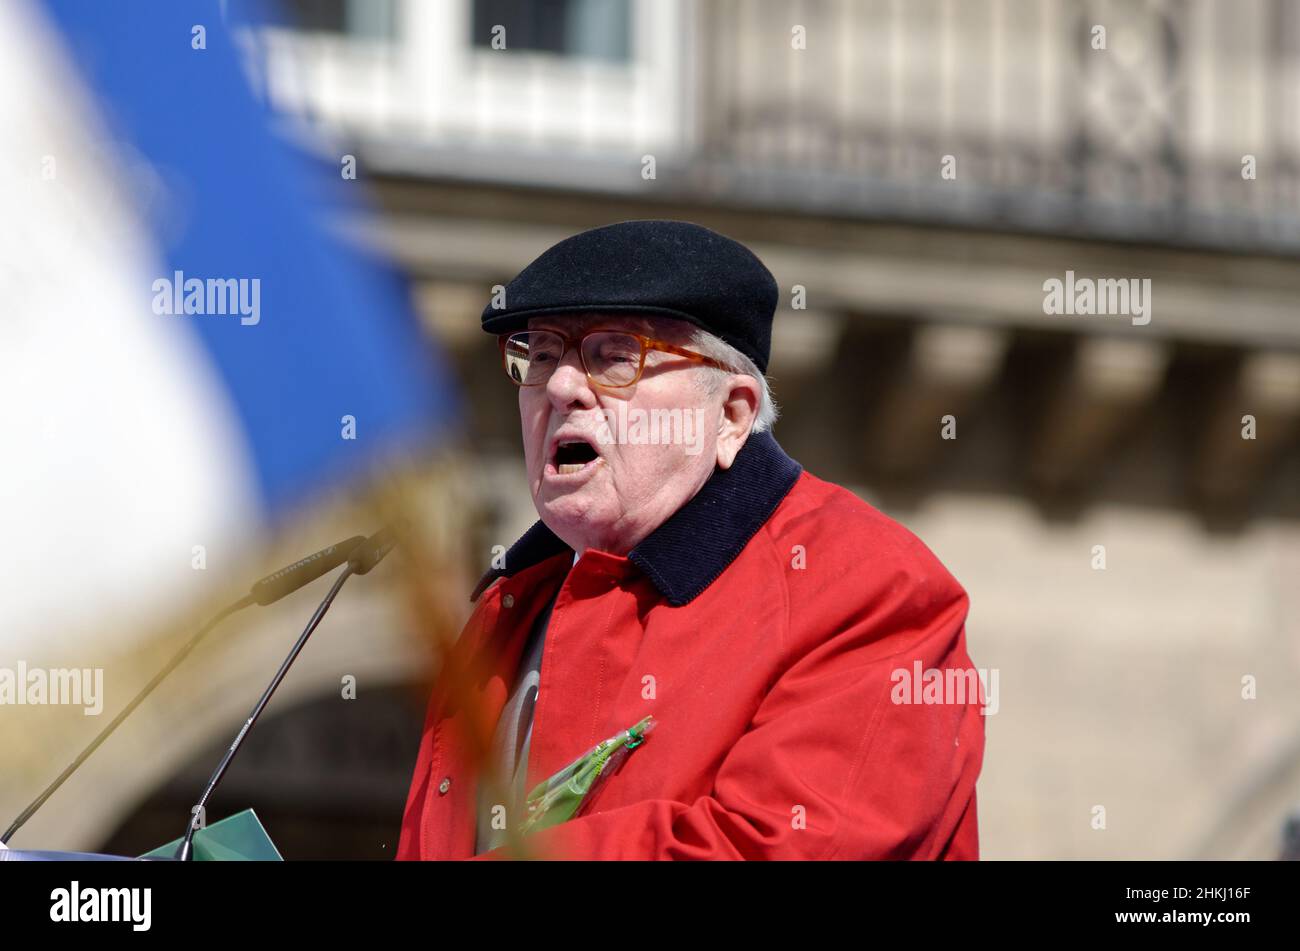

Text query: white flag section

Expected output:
[0,0,455,855]
[0,0,260,662]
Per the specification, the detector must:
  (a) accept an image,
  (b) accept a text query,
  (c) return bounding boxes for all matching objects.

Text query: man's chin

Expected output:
[536,497,614,547]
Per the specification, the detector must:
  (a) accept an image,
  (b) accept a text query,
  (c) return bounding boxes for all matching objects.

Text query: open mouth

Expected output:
[553,439,599,475]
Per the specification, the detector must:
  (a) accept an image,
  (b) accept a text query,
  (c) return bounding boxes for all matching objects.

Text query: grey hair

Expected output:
[619,314,779,433]
[685,328,780,434]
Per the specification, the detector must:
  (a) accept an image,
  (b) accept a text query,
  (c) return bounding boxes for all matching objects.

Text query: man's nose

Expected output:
[545,348,596,409]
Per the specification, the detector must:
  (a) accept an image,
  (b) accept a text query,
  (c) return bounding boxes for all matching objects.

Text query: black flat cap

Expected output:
[480,220,778,373]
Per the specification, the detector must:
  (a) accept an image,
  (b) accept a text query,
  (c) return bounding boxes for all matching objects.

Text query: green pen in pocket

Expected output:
[519,715,656,835]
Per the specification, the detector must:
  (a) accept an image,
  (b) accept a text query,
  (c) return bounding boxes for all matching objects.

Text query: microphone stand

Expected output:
[1,595,255,846]
[173,567,355,861]
[1,534,364,847]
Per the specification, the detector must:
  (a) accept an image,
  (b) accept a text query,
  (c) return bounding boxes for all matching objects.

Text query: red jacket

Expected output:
[396,433,984,860]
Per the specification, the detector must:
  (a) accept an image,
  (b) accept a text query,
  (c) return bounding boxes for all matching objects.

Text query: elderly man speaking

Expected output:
[396,220,985,860]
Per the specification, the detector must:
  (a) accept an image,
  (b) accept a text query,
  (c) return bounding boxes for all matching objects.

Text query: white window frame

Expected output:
[254,0,692,161]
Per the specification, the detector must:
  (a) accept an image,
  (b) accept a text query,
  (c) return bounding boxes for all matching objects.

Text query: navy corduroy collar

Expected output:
[470,431,803,607]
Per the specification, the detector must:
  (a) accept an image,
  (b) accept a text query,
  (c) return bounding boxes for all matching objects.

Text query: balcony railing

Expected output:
[689,0,1300,252]
[242,0,1300,253]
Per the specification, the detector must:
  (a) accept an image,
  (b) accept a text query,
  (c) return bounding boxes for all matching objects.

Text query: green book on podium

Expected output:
[140,808,282,861]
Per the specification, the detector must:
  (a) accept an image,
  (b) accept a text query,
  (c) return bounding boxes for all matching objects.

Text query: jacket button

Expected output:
[502,594,515,608]
[438,777,452,795]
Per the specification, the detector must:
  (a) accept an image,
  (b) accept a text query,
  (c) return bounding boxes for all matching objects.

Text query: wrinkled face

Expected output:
[516,313,754,556]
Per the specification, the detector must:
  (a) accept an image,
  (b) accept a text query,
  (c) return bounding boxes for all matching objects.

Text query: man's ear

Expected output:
[716,375,760,470]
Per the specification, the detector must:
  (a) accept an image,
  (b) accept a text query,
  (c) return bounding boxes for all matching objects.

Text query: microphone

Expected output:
[173,526,399,860]
[0,534,366,846]
[251,535,367,604]
[347,525,399,575]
